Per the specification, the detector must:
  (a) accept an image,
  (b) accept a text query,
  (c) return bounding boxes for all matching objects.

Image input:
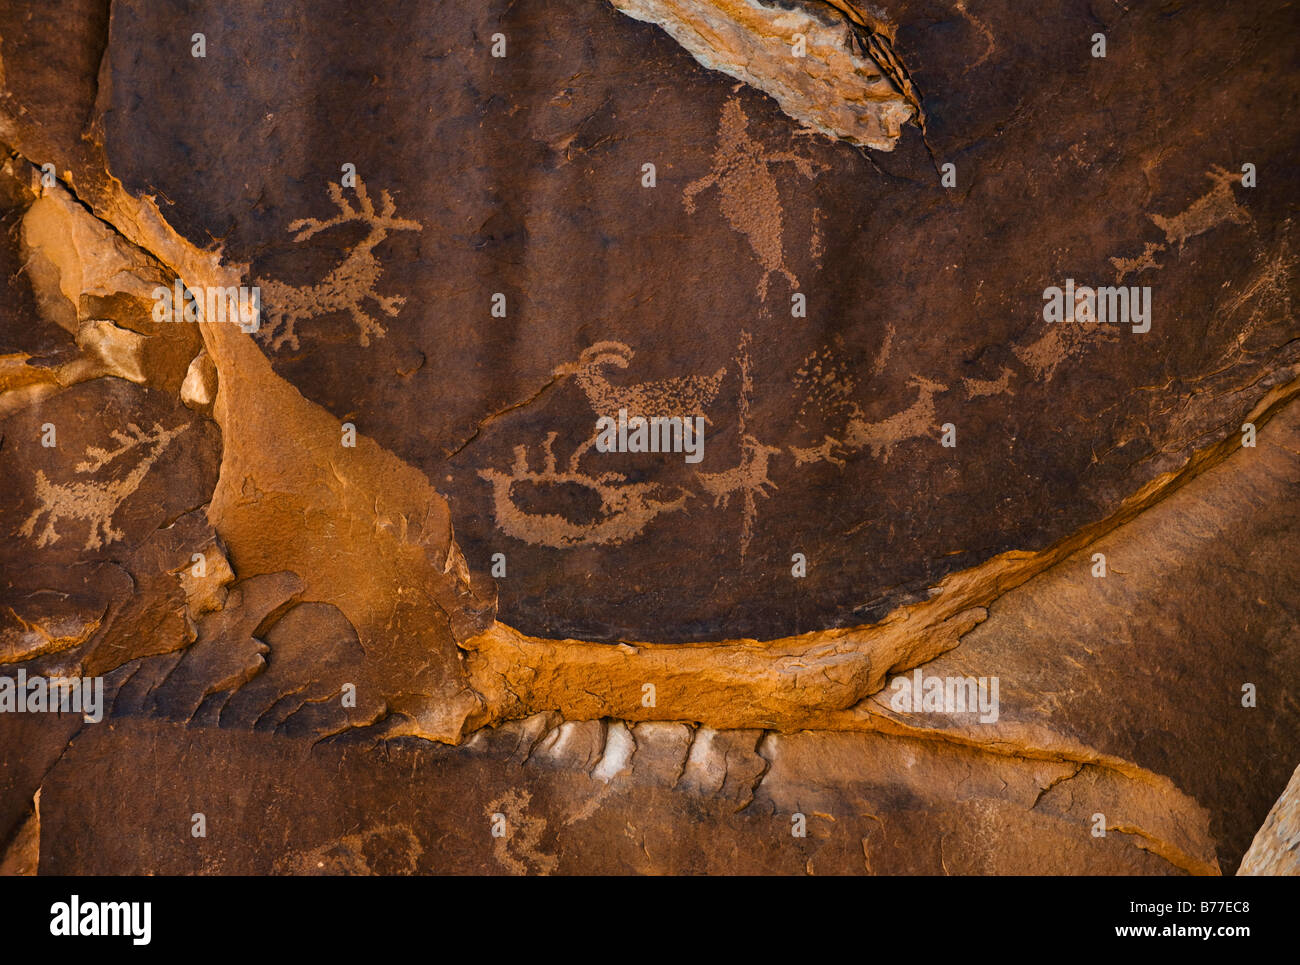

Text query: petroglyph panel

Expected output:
[85,0,1300,644]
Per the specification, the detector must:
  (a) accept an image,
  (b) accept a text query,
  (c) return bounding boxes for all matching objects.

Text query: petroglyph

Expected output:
[790,435,846,467]
[257,178,421,350]
[554,339,726,471]
[554,340,726,421]
[477,433,687,548]
[1110,241,1166,283]
[1013,320,1114,383]
[963,366,1015,399]
[844,376,948,462]
[487,789,558,876]
[795,345,858,420]
[710,330,781,558]
[481,333,973,551]
[699,434,781,509]
[1150,165,1251,252]
[872,324,896,377]
[1010,166,1254,384]
[19,422,189,550]
[276,825,423,875]
[1015,283,1124,383]
[954,0,997,72]
[684,100,820,299]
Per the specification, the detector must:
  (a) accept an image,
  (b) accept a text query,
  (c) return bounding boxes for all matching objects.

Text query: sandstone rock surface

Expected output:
[0,0,1296,876]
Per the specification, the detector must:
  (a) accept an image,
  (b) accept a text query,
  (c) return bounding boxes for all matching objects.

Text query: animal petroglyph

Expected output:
[553,339,726,471]
[796,353,953,461]
[473,161,1273,559]
[1011,166,1252,385]
[19,421,189,550]
[712,330,779,559]
[683,100,819,299]
[257,178,421,350]
[963,366,1015,399]
[1110,241,1166,283]
[554,340,726,420]
[480,334,971,552]
[790,435,847,467]
[844,375,948,462]
[477,433,687,548]
[699,434,781,509]
[1150,165,1251,252]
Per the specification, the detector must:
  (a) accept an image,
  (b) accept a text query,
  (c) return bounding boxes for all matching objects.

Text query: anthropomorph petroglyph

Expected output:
[257,178,421,350]
[19,421,189,550]
[705,331,782,559]
[474,159,1273,554]
[684,100,820,299]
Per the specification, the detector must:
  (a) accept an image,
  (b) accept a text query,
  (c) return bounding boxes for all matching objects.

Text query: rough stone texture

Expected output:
[0,0,1296,875]
[607,0,918,149]
[1239,763,1300,876]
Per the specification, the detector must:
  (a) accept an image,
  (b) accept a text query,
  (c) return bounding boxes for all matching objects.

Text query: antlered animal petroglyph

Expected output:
[257,178,421,350]
[19,421,189,550]
[477,433,687,548]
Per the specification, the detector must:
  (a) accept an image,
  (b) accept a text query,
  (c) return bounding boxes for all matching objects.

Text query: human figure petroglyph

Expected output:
[257,178,421,350]
[18,421,189,550]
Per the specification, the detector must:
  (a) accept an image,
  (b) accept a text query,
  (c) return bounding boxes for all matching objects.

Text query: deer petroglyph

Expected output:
[257,178,421,351]
[19,421,189,550]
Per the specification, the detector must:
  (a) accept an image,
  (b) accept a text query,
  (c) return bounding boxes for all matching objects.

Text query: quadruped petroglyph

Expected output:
[256,178,420,351]
[476,331,966,557]
[19,422,189,551]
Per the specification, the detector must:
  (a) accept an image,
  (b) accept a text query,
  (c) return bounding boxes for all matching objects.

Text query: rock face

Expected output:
[0,0,1297,875]
[607,0,918,149]
[1239,764,1300,876]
